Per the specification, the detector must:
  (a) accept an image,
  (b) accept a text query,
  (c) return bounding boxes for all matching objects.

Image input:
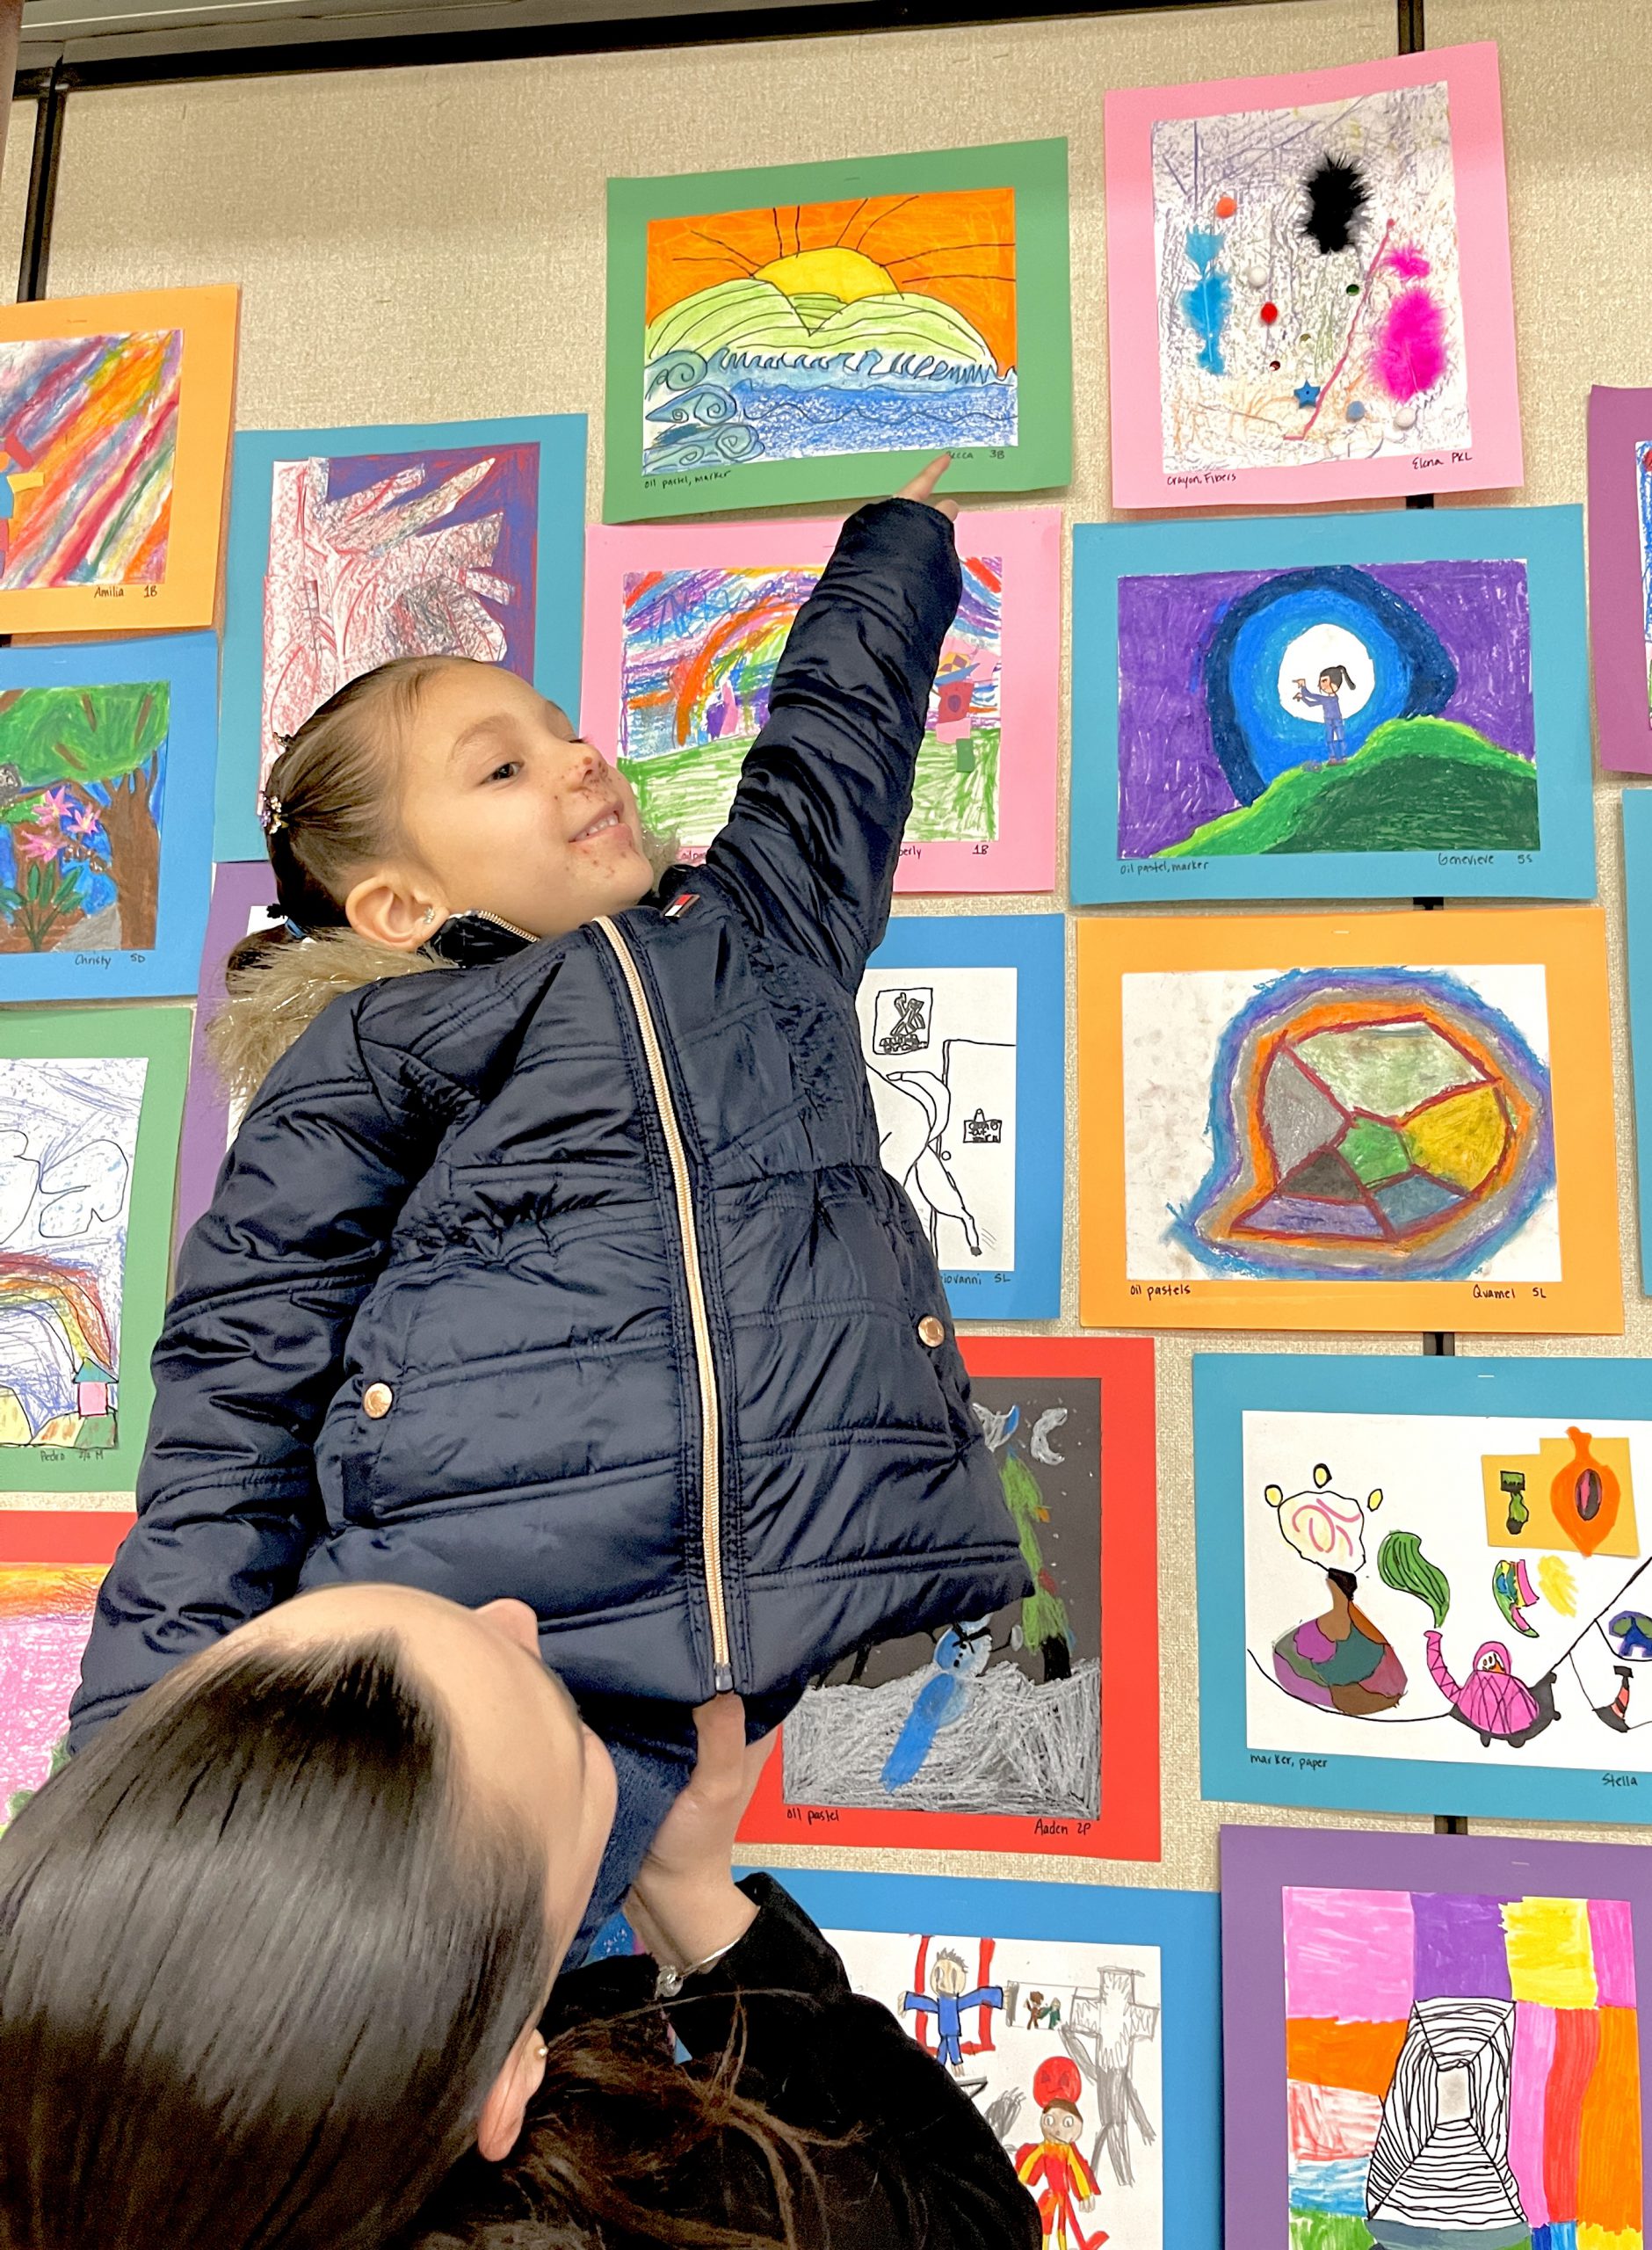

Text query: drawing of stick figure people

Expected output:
[1015,2058,1105,2249]
[0,432,42,582]
[1293,664,1355,760]
[901,1946,1004,2076]
[1061,1965,1159,2189]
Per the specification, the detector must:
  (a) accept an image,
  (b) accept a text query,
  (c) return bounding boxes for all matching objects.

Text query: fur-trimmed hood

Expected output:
[207,931,450,1117]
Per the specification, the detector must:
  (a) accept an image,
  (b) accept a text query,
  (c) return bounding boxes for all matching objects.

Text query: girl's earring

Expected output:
[422,907,436,925]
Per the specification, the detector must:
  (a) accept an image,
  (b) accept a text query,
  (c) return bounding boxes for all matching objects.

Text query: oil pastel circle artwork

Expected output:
[1175,967,1554,1282]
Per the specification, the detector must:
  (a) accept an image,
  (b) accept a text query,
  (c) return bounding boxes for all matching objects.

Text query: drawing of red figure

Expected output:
[1016,2057,1106,2249]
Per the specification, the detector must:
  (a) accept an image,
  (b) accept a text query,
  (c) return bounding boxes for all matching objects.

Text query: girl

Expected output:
[69,458,1026,1947]
[1293,662,1356,759]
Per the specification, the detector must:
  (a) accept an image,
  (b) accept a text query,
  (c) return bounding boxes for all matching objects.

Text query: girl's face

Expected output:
[1319,671,1340,695]
[359,661,656,943]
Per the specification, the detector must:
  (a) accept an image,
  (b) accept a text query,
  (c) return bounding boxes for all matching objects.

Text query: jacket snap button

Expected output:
[362,1382,394,1419]
[917,1316,946,1348]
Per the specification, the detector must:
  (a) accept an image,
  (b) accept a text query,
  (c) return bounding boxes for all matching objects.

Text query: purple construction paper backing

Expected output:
[1219,1821,1652,2250]
[1587,385,1652,774]
[175,860,277,1252]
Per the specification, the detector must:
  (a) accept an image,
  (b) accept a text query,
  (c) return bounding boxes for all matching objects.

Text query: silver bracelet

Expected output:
[653,1933,743,2001]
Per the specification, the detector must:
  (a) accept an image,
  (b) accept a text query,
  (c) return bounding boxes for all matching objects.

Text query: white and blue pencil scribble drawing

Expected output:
[641,189,1018,473]
[1152,82,1470,475]
[0,1056,145,1449]
[784,1375,1101,1820]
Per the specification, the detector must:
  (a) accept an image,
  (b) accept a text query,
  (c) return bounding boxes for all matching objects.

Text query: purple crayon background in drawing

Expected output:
[1220,1822,1652,2250]
[1116,559,1536,859]
[1587,385,1652,775]
[174,860,276,1252]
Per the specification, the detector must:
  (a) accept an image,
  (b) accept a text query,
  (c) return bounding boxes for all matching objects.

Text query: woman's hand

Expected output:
[896,453,959,521]
[625,1695,775,1971]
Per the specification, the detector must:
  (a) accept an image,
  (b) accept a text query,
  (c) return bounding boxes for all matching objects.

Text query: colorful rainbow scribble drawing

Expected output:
[1283,1882,1642,2250]
[641,188,1017,474]
[260,443,540,781]
[0,1562,101,1819]
[0,681,169,955]
[0,1056,145,1450]
[1126,966,1556,1286]
[0,330,180,589]
[1148,84,1469,479]
[1117,560,1538,862]
[617,553,1001,845]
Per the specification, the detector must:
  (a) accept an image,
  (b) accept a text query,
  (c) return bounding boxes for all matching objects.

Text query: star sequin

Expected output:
[1294,381,1322,408]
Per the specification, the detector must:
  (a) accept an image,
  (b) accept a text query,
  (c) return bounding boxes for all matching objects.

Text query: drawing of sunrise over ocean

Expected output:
[641,188,1018,473]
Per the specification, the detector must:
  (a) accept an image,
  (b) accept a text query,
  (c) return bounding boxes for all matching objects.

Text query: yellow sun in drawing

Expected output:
[752,247,896,305]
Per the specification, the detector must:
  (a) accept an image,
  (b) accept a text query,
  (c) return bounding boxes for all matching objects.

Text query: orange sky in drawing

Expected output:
[645,187,1018,374]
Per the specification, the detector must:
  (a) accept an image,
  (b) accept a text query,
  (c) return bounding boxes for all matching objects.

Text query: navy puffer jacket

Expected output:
[70,499,1028,1745]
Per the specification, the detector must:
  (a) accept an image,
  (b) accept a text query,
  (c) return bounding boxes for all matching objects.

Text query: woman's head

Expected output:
[260,658,657,949]
[1318,664,1353,695]
[0,1586,617,2250]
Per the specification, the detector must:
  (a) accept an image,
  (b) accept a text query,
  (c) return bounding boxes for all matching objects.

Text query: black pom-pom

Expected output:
[1300,155,1370,256]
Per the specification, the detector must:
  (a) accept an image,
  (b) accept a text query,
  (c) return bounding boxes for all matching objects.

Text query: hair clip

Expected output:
[257,791,287,838]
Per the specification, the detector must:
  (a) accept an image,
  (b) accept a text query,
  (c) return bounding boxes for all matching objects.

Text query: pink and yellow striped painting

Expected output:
[0,286,236,634]
[0,330,181,590]
[0,1564,101,1820]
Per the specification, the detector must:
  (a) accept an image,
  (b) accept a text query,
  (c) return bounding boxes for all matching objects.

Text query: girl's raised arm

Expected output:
[704,457,963,991]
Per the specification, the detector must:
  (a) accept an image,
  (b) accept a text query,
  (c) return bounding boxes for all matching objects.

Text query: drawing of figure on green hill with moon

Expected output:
[1116,558,1538,862]
[641,188,1017,473]
[618,553,1003,846]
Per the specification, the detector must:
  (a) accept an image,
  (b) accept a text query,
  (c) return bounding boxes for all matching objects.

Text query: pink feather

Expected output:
[1385,242,1431,279]
[1371,285,1447,402]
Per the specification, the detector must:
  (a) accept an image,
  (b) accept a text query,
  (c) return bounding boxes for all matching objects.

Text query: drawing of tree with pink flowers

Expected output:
[0,681,168,951]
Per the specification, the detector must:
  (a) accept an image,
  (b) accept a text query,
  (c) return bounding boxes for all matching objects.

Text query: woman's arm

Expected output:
[69,991,446,1746]
[705,459,963,991]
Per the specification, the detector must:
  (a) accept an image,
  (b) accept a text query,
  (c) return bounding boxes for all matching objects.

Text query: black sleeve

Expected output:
[666,1875,1040,2250]
[704,499,962,991]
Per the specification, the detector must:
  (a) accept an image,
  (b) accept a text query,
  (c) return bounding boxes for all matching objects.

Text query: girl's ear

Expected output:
[344,867,449,951]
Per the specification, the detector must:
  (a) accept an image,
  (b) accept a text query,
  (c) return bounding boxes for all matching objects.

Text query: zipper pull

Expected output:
[714,1663,735,1694]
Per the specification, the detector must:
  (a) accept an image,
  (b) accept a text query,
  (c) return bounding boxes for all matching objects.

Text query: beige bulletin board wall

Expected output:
[4,0,1648,1889]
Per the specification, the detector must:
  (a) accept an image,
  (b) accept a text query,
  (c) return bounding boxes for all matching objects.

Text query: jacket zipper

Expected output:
[473,908,539,942]
[593,916,734,1694]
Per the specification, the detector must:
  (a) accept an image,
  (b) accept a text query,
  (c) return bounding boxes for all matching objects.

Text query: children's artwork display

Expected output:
[603,141,1072,519]
[1198,1353,1652,1825]
[175,860,278,1248]
[1587,386,1652,775]
[1070,507,1593,904]
[0,1007,187,1492]
[741,1337,1157,1861]
[1221,1822,1649,2250]
[753,1866,1221,2250]
[0,285,237,633]
[0,635,217,1000]
[1627,794,1652,1294]
[216,414,587,859]
[581,510,1060,890]
[1076,907,1620,1334]
[859,913,1063,1319]
[0,1508,132,1825]
[1105,46,1521,511]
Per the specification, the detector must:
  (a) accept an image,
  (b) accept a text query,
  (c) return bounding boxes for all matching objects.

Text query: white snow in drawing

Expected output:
[1243,1406,1652,1773]
[828,1927,1163,2249]
[1152,81,1469,475]
[1119,962,1560,1284]
[0,1056,146,1447]
[858,964,1017,1270]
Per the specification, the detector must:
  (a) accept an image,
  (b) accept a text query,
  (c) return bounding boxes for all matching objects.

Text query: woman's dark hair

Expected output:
[235,656,454,968]
[1318,664,1354,693]
[0,1630,554,2250]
